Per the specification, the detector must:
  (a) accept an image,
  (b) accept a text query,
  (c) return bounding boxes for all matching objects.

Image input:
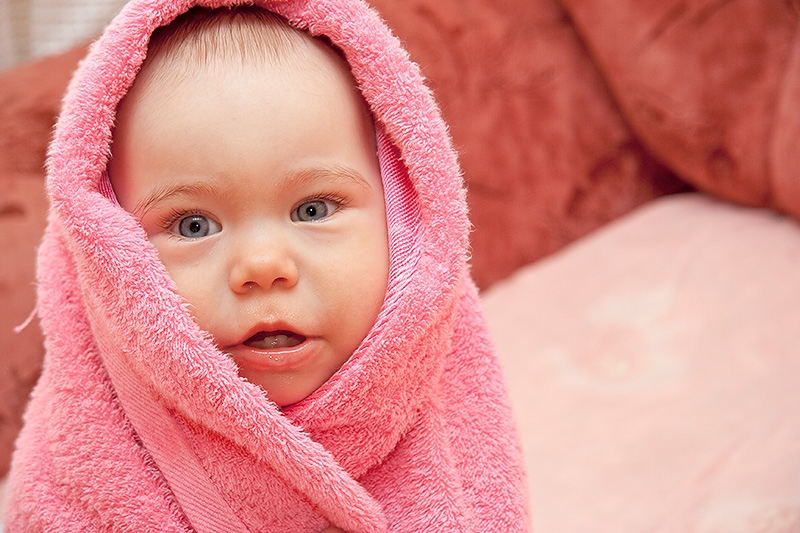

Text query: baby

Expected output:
[6,1,529,531]
[108,7,389,407]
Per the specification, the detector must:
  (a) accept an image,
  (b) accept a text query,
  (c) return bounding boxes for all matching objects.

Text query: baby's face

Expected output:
[110,37,389,406]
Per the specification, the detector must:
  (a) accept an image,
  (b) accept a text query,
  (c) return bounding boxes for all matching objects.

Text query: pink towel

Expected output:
[4,0,528,531]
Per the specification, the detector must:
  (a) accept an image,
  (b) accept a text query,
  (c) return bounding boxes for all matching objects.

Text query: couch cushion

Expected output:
[482,193,800,531]
[0,174,48,480]
[559,1,800,219]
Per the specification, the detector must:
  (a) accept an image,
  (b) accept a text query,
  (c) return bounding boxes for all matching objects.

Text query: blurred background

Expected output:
[0,0,128,71]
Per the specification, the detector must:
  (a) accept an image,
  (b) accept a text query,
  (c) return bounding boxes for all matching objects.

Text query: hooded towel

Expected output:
[5,0,529,531]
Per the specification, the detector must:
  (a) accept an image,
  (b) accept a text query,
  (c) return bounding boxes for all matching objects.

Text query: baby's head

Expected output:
[108,7,389,407]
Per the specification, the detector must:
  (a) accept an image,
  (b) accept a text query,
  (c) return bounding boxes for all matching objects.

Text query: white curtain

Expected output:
[0,0,128,71]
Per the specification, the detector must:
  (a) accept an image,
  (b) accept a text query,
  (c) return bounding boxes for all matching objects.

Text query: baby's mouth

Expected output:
[243,330,306,350]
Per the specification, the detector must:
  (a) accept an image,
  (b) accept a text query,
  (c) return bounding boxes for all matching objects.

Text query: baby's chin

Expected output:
[238,367,339,408]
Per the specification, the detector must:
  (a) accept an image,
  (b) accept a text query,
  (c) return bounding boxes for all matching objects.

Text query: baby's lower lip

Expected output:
[244,330,306,350]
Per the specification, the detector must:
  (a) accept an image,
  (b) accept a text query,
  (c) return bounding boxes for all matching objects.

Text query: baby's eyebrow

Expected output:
[132,182,218,219]
[288,165,373,191]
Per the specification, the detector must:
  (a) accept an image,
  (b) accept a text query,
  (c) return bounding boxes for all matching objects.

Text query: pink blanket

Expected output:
[4,0,528,531]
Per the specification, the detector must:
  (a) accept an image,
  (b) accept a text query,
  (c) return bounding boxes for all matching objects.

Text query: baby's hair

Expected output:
[139,5,314,87]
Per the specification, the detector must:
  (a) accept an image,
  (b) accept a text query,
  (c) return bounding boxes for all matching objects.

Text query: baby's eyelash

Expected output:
[159,208,207,231]
[308,193,349,207]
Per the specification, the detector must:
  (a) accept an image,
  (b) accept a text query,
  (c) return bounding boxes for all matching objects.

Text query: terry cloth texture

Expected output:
[3,0,529,531]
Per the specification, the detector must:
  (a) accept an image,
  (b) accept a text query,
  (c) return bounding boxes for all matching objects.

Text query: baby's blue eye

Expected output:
[176,215,220,238]
[293,200,332,222]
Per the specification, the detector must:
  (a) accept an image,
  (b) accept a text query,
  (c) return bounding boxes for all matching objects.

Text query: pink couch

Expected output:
[483,193,800,530]
[2,0,798,528]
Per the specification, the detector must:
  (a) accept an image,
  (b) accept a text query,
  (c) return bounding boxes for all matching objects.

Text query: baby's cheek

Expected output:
[158,258,222,326]
[175,274,216,307]
[153,240,219,292]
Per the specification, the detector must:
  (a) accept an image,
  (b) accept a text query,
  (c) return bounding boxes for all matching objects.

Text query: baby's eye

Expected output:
[292,199,336,222]
[172,214,221,239]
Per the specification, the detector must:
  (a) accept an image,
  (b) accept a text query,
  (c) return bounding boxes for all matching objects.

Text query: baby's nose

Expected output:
[228,233,299,293]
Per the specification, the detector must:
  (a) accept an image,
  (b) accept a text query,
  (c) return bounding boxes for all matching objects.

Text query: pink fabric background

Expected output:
[482,194,800,531]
